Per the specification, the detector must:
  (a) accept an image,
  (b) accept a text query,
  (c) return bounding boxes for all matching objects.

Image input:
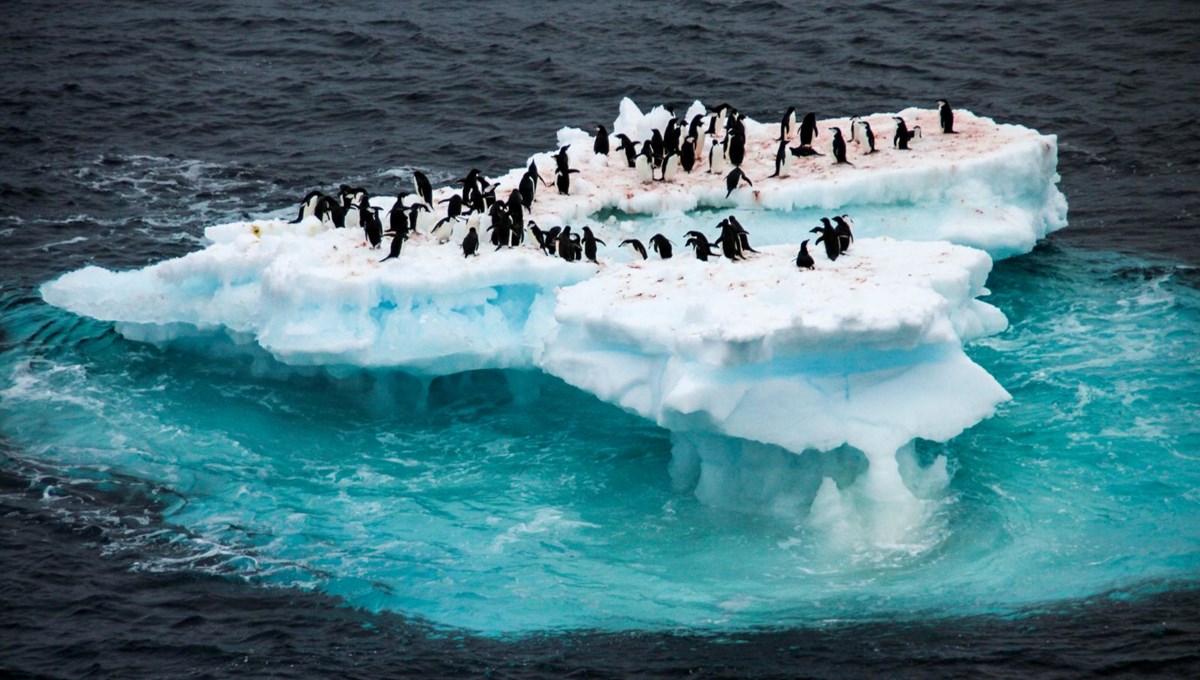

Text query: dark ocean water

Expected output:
[3,0,1200,677]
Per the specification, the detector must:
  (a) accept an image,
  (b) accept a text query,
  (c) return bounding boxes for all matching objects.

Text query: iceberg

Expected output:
[40,99,1066,545]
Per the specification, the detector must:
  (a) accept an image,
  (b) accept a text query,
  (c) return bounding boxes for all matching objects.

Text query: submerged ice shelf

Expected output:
[41,99,1066,544]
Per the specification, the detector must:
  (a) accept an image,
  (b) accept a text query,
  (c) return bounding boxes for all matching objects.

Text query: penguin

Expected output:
[684,230,718,261]
[553,145,572,176]
[709,138,728,175]
[649,233,674,259]
[688,114,708,164]
[893,117,920,150]
[430,216,456,244]
[555,167,580,195]
[293,190,324,223]
[795,240,815,269]
[342,201,362,232]
[660,151,680,182]
[938,100,956,134]
[461,226,479,257]
[315,194,342,229]
[714,219,743,260]
[851,119,877,154]
[635,142,655,183]
[620,238,648,260]
[779,106,798,142]
[506,189,525,231]
[487,204,511,249]
[594,124,610,155]
[557,226,575,262]
[680,135,698,173]
[568,232,583,261]
[518,170,538,212]
[529,222,549,253]
[727,128,746,167]
[581,226,606,263]
[405,203,430,233]
[364,204,383,249]
[730,216,758,254]
[831,127,851,165]
[799,112,819,148]
[412,171,433,207]
[339,184,368,210]
[542,226,562,256]
[724,167,753,198]
[438,194,466,219]
[770,139,790,178]
[833,215,854,253]
[790,143,823,158]
[811,218,840,260]
[380,227,407,262]
[615,134,638,168]
[664,118,682,156]
[650,129,665,167]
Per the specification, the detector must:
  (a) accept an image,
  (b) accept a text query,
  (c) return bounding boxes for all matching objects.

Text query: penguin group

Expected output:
[286,99,952,270]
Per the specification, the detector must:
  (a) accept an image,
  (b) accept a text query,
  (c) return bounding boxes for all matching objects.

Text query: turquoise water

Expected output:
[2,244,1199,634]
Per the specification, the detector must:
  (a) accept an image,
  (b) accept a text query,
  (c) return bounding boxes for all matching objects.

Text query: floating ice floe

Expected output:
[41,98,1067,544]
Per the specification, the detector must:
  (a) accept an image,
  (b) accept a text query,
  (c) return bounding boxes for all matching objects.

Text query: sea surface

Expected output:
[3,1,1200,677]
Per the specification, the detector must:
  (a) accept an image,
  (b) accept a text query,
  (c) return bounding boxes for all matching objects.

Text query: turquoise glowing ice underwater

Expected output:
[4,234,1199,632]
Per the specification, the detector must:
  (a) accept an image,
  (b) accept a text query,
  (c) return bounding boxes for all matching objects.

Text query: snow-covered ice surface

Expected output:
[41,99,1065,546]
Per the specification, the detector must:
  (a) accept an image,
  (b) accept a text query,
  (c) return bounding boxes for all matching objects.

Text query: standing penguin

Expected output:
[779,106,798,141]
[799,112,819,148]
[649,233,674,259]
[795,240,815,269]
[620,238,648,260]
[730,216,758,254]
[714,219,744,260]
[555,167,580,195]
[833,215,855,253]
[831,127,851,165]
[461,226,479,257]
[615,134,638,168]
[380,226,407,262]
[851,119,877,154]
[430,216,456,244]
[724,167,753,198]
[893,117,921,150]
[635,142,655,183]
[811,218,840,261]
[727,127,746,167]
[594,124,611,154]
[363,203,383,249]
[660,151,680,182]
[709,137,728,175]
[938,100,956,134]
[412,171,433,207]
[680,135,698,173]
[770,139,790,178]
[293,190,325,223]
[557,226,576,262]
[581,226,606,263]
[684,230,717,261]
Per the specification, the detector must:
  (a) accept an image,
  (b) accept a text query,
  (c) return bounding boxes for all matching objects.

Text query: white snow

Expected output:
[39,98,1068,545]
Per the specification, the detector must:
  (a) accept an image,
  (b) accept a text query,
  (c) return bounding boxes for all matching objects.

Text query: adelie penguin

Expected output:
[581,226,606,263]
[659,151,680,182]
[364,204,383,249]
[684,230,718,261]
[649,233,673,259]
[770,139,790,178]
[557,226,576,262]
[430,216,456,244]
[555,166,580,195]
[811,218,841,261]
[778,106,797,142]
[594,124,610,155]
[635,142,655,184]
[795,239,815,269]
[620,238,648,260]
[412,171,433,207]
[833,215,854,252]
[893,117,921,150]
[380,225,408,263]
[938,99,956,134]
[461,226,479,258]
[293,190,324,223]
[724,167,753,198]
[615,134,638,168]
[714,219,744,260]
[830,127,851,165]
